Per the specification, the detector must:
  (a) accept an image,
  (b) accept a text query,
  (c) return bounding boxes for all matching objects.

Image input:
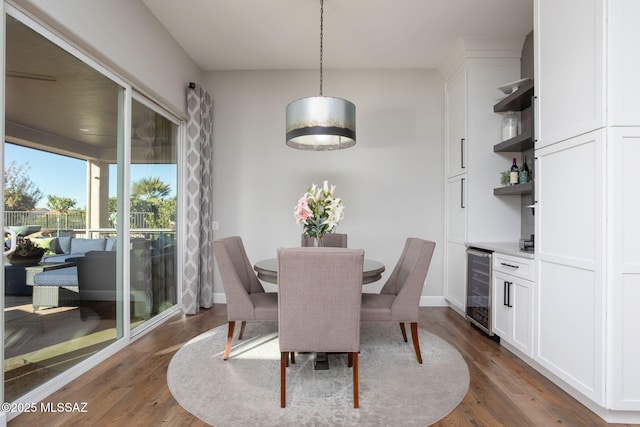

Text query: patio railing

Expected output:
[4,211,153,230]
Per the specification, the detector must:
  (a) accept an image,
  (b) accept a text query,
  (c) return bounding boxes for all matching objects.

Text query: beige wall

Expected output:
[204,69,446,302]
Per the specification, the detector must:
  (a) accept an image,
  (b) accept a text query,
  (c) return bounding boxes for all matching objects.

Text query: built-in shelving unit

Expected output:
[493,79,534,196]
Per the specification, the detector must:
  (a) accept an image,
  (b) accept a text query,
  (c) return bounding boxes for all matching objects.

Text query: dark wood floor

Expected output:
[10,305,630,426]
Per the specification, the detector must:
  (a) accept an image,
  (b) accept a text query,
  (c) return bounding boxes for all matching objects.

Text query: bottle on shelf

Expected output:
[519,155,530,184]
[510,158,519,185]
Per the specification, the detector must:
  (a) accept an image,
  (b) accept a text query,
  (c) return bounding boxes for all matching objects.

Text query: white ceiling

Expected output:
[142,0,534,71]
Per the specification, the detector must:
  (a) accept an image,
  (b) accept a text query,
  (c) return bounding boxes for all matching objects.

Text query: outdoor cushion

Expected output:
[105,237,117,251]
[57,236,72,254]
[33,266,78,287]
[70,238,106,254]
[31,237,61,255]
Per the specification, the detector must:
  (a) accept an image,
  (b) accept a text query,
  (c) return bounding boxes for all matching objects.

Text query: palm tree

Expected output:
[131,177,171,201]
[131,177,172,228]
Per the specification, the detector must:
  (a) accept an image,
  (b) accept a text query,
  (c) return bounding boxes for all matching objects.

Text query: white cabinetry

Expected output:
[492,252,533,357]
[608,129,640,410]
[446,70,467,178]
[535,0,640,420]
[445,176,466,310]
[535,0,604,148]
[441,39,523,314]
[535,132,606,405]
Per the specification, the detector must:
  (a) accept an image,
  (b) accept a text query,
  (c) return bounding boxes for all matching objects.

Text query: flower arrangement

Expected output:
[294,180,344,239]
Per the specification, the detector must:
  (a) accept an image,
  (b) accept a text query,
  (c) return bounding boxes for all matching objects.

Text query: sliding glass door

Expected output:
[128,98,179,327]
[2,10,181,404]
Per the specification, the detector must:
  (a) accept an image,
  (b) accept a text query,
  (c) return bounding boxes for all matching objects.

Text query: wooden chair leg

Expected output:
[410,322,423,364]
[223,321,235,361]
[347,352,353,367]
[280,352,288,408]
[399,322,408,342]
[238,321,247,339]
[290,352,295,364]
[353,352,359,409]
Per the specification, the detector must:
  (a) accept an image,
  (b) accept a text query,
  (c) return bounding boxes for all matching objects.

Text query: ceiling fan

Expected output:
[6,70,57,82]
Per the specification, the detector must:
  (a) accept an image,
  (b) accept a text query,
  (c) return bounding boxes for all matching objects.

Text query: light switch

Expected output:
[212,221,219,230]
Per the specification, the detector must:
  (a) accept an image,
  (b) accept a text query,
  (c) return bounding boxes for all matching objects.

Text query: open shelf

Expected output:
[494,130,533,152]
[494,79,534,112]
[493,182,533,196]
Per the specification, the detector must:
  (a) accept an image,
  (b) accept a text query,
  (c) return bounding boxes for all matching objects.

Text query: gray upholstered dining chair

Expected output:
[301,233,347,248]
[212,236,278,360]
[360,238,436,364]
[278,247,364,408]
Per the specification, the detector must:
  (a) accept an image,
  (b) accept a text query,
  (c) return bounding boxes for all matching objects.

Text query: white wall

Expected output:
[204,69,446,301]
[12,0,202,117]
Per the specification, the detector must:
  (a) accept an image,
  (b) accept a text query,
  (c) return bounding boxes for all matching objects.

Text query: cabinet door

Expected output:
[445,174,467,313]
[535,131,606,404]
[511,278,533,357]
[534,0,604,148]
[609,0,640,125]
[609,129,640,410]
[492,271,511,339]
[446,175,466,242]
[445,69,466,177]
[493,271,533,357]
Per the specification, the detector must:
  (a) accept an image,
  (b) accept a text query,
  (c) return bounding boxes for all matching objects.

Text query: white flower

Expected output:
[293,181,344,238]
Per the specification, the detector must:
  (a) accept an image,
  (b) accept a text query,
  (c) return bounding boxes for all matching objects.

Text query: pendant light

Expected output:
[286,0,356,151]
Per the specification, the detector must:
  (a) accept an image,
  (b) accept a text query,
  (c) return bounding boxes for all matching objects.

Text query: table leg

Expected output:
[314,352,329,370]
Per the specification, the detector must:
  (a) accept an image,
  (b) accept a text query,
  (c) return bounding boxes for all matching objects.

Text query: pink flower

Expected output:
[294,196,312,224]
[294,181,344,237]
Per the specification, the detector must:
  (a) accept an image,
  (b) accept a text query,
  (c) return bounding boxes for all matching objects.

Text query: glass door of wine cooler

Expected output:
[466,248,493,335]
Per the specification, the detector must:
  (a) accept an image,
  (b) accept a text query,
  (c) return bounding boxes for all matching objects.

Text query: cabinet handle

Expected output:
[460,138,466,169]
[500,262,519,269]
[503,281,509,306]
[503,281,514,307]
[460,178,465,209]
[531,96,537,144]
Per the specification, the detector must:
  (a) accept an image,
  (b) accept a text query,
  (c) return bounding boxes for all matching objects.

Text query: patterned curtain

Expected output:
[183,83,214,314]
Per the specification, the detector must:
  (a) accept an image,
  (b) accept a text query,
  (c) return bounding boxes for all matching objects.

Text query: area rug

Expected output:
[168,321,470,427]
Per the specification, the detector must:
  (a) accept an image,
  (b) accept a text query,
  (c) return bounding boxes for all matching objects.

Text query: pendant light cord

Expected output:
[319,0,324,96]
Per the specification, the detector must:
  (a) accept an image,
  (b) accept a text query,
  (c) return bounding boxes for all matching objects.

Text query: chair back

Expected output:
[278,247,364,353]
[301,233,347,248]
[381,238,435,319]
[213,236,265,319]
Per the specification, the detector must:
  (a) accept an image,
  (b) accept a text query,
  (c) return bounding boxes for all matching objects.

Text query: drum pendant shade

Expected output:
[286,96,356,150]
[285,0,356,151]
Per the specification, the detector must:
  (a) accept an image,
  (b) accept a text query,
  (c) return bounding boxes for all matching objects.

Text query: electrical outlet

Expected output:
[212,221,219,230]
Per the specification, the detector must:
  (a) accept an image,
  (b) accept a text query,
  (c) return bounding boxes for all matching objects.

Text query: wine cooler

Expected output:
[466,248,494,336]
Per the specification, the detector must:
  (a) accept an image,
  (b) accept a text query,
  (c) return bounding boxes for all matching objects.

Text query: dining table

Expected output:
[253,258,385,285]
[253,256,385,370]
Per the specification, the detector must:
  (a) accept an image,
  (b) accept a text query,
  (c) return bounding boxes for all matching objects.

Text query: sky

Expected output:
[5,143,177,210]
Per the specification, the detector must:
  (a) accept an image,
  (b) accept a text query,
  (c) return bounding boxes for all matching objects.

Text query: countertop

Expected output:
[466,242,535,259]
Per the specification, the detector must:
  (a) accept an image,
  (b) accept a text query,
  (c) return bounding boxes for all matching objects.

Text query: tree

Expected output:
[4,161,43,210]
[130,177,174,228]
[46,195,77,212]
[46,195,77,237]
[131,177,171,201]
